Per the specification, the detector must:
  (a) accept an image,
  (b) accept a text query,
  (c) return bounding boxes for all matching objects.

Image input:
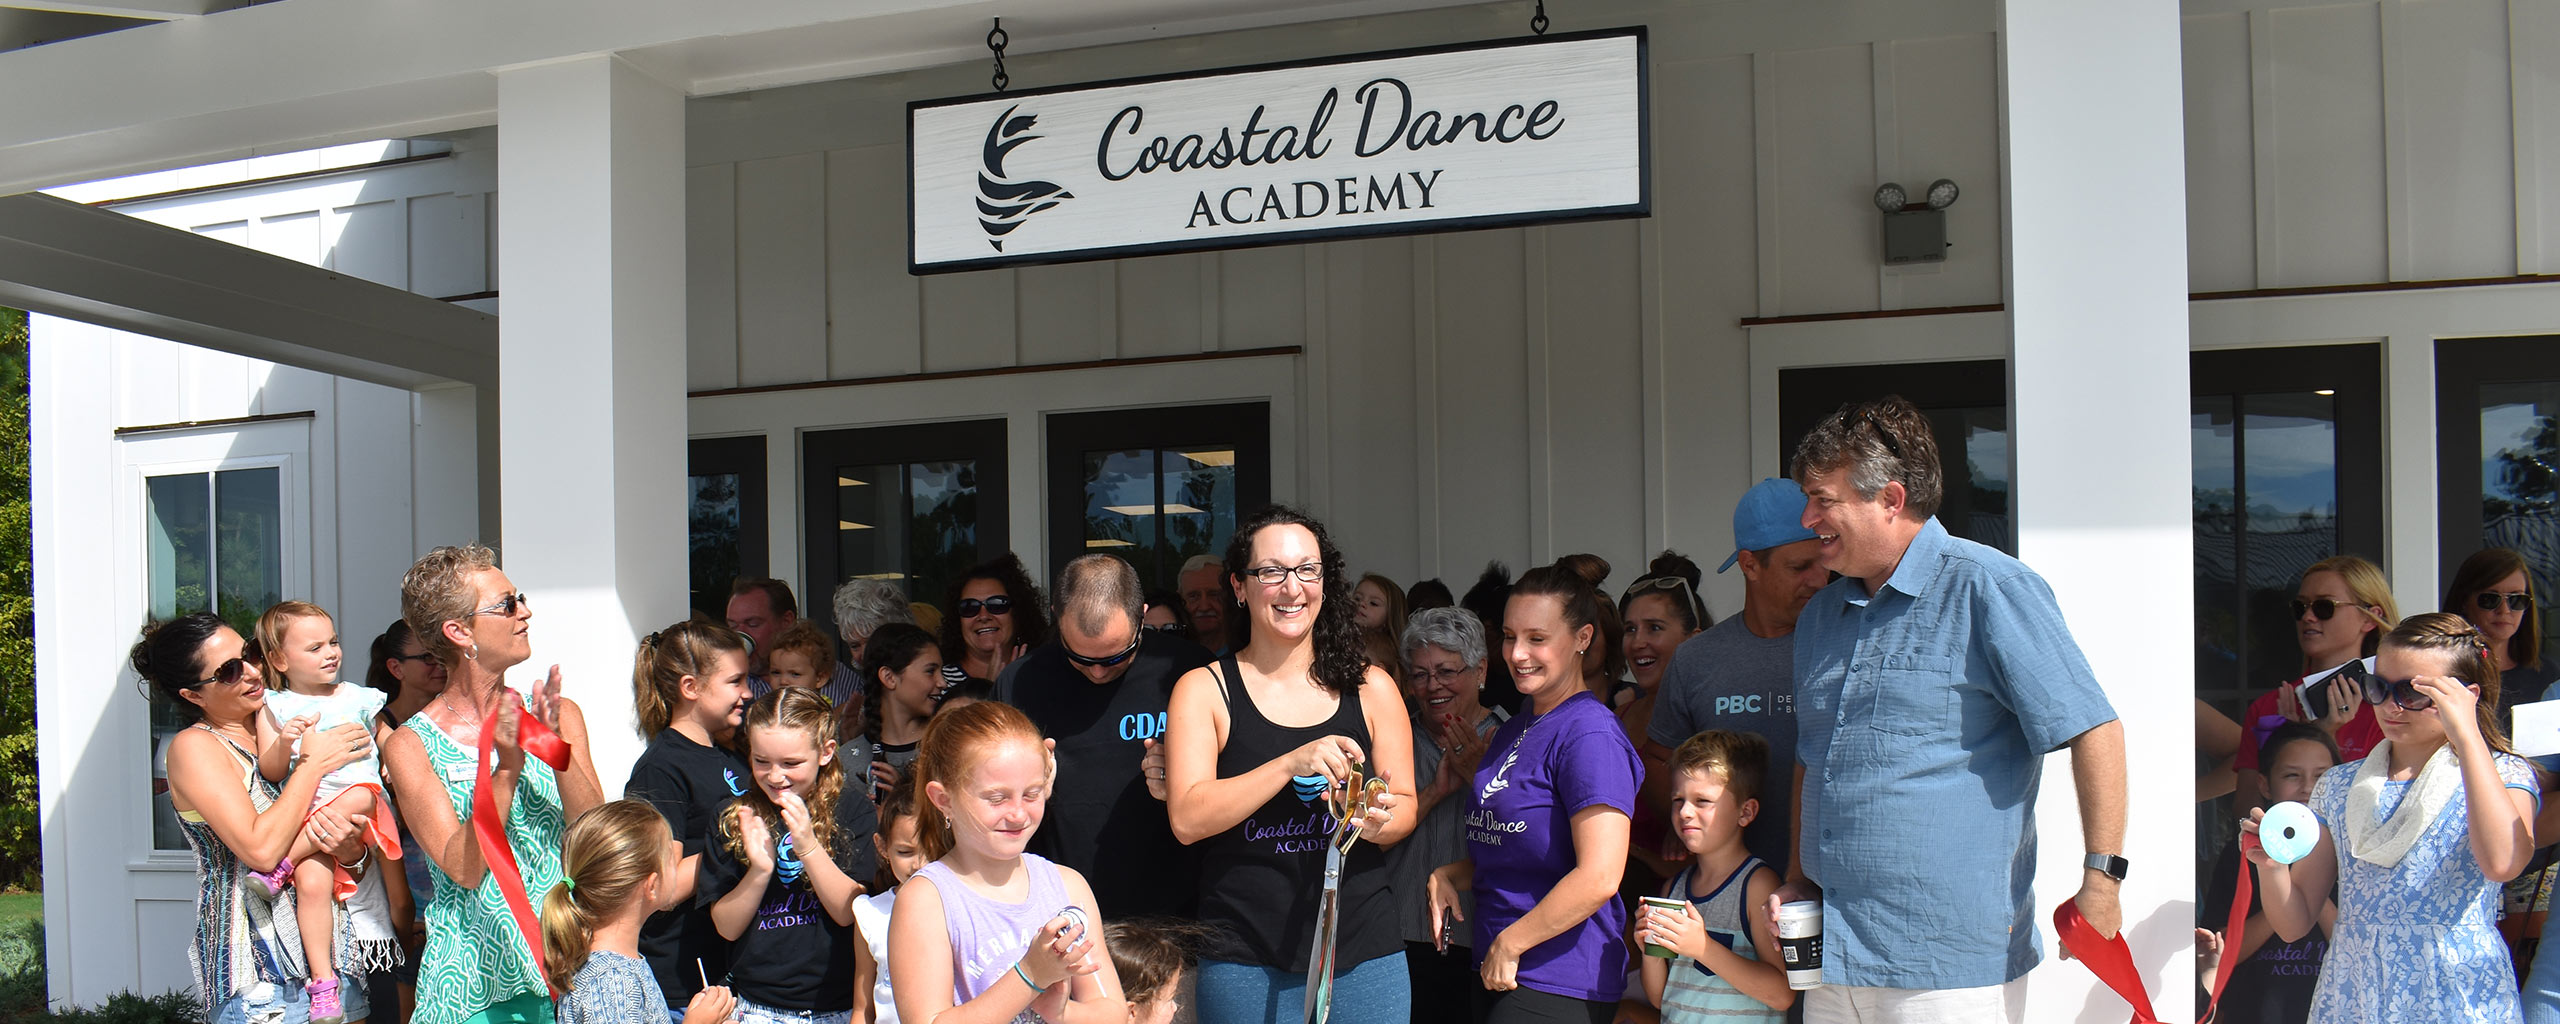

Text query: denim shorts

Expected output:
[213,981,309,1024]
[733,999,851,1024]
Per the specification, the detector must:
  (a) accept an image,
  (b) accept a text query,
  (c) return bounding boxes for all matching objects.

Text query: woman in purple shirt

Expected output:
[1428,561,1643,1024]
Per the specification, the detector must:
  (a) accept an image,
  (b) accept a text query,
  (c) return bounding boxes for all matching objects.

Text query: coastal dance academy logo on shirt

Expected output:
[775,832,805,886]
[977,105,1074,251]
[1239,774,1339,855]
[723,768,747,796]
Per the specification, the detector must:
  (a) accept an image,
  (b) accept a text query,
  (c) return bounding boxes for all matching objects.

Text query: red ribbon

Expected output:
[2052,841,2257,1024]
[470,692,571,993]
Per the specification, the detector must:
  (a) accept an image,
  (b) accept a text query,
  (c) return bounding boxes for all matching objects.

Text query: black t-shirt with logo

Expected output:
[623,728,750,1008]
[995,630,1211,918]
[2202,837,2325,1024]
[694,789,879,1011]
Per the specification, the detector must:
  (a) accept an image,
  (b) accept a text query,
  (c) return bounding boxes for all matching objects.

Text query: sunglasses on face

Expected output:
[2333,659,2442,712]
[473,592,531,618]
[2291,598,2366,621]
[2475,591,2533,613]
[1247,562,1324,586]
[1063,634,1142,669]
[957,595,1014,618]
[389,651,435,665]
[195,640,265,689]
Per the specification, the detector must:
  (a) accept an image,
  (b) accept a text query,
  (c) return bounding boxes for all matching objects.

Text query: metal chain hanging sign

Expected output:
[908,27,1648,274]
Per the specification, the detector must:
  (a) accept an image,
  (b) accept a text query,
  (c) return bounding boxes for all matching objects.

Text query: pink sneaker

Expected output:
[245,858,293,899]
[307,977,343,1024]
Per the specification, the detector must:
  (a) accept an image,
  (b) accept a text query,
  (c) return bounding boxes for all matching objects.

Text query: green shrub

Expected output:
[0,308,29,892]
[0,917,193,1024]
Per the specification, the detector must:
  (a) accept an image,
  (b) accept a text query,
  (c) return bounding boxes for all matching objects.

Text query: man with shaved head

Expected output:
[997,553,1212,916]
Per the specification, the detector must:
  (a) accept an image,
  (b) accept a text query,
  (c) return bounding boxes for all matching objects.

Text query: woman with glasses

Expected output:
[2235,555,2400,810]
[2245,613,2537,1024]
[1390,608,1510,1024]
[935,553,1050,687]
[137,613,380,1024]
[383,544,605,1024]
[1164,505,1417,1024]
[2446,548,2552,720]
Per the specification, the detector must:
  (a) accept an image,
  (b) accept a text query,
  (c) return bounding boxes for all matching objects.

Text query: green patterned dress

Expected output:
[405,692,567,1024]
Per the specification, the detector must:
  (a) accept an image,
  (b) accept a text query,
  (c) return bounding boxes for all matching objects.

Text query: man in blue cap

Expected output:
[1644,476,1832,872]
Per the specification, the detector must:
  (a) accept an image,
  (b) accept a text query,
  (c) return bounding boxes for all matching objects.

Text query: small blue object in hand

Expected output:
[2259,801,2320,865]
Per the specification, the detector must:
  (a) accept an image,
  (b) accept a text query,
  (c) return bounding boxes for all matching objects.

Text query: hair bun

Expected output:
[1647,550,1704,589]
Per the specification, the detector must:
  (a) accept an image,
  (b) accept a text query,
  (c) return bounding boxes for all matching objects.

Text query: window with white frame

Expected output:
[124,420,309,852]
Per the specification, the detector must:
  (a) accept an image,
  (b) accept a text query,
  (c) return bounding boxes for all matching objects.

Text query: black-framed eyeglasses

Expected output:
[957,595,1014,618]
[1140,622,1185,634]
[1063,634,1142,669]
[1246,562,1324,586]
[2291,598,2365,622]
[2476,591,2533,613]
[389,651,436,665]
[473,592,531,618]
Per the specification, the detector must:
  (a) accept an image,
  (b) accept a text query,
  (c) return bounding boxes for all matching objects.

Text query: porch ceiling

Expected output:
[0,192,496,390]
[0,0,1495,197]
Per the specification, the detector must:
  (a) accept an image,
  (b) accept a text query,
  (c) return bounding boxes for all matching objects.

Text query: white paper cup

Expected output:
[1775,900,1823,990]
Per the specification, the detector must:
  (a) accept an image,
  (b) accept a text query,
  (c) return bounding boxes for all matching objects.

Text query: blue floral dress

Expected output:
[2309,751,2537,1023]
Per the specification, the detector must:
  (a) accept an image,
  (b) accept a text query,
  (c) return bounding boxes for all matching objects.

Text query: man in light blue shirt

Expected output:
[1768,397,2128,1023]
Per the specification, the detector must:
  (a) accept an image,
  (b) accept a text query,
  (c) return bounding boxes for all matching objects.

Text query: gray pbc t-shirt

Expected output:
[1648,615,1798,871]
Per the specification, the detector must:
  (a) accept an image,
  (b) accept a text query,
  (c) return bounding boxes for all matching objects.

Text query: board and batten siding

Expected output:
[683,0,2560,615]
[34,144,490,1006]
[682,0,2010,616]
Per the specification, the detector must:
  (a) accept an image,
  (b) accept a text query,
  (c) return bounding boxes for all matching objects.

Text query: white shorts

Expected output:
[1802,978,2027,1024]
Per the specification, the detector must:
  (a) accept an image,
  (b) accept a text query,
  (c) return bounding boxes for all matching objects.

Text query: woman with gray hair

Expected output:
[829,578,914,671]
[1392,606,1509,1023]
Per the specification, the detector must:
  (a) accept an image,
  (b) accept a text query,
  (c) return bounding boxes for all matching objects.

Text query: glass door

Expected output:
[2190,346,2383,708]
[688,435,768,621]
[1776,360,2012,553]
[2438,337,2560,659]
[802,419,1009,659]
[1045,404,1271,593]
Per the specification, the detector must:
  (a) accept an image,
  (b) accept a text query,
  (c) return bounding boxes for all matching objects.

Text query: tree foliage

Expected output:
[0,308,33,891]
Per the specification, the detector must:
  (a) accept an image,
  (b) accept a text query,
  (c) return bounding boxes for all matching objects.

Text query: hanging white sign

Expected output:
[908,28,1648,274]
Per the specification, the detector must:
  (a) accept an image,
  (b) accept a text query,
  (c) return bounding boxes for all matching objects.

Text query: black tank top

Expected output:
[1197,653,1400,970]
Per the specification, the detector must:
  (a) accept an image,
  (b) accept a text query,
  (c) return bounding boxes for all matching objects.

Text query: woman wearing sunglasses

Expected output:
[363,617,447,1022]
[2236,555,2400,810]
[1164,505,1416,1024]
[2446,548,2552,722]
[136,613,379,1024]
[2245,613,2538,1024]
[383,544,606,1024]
[936,553,1050,687]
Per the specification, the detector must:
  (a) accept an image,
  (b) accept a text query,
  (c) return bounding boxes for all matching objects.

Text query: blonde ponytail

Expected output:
[541,800,674,995]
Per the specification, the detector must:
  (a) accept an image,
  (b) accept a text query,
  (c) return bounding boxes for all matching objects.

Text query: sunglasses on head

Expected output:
[1063,634,1142,669]
[957,595,1013,618]
[2290,598,2368,622]
[2475,591,2533,613]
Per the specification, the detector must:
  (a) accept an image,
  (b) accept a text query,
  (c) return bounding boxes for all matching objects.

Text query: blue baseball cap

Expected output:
[1718,477,1820,572]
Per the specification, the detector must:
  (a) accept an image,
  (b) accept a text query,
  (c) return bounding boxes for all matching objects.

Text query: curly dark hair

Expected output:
[938,553,1051,673]
[1223,505,1367,695]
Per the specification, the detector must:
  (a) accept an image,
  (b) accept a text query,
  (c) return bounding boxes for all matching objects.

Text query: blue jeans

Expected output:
[213,981,310,1024]
[734,1000,851,1024]
[1194,953,1409,1024]
[2526,934,2560,1024]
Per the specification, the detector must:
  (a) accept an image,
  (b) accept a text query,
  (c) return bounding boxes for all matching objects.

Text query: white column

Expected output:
[1999,1,2195,1018]
[497,55,688,795]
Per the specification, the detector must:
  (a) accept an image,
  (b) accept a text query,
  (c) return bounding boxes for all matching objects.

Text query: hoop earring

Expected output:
[465,643,479,661]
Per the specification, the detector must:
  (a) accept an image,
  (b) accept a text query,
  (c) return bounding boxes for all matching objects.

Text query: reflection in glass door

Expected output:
[2189,346,2382,709]
[2439,338,2560,660]
[1047,404,1269,594]
[144,466,285,851]
[803,420,1009,659]
[688,436,768,620]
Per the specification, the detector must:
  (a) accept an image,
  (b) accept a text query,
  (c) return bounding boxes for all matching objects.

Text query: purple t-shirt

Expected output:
[1467,690,1644,1002]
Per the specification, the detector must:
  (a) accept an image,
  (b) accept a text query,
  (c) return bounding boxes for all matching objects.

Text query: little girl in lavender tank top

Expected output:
[887,702,1126,1024]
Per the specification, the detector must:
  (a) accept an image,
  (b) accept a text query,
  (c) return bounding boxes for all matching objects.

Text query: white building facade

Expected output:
[11,0,2560,1018]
